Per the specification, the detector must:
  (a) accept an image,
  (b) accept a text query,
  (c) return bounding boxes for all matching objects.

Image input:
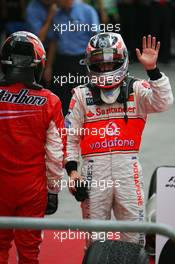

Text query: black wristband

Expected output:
[147,67,162,80]
[65,161,78,175]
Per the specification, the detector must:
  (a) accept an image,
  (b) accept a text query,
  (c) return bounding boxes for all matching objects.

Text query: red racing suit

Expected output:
[0,83,64,264]
[65,72,173,246]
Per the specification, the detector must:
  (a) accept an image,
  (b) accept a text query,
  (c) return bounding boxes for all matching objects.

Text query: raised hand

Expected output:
[136,35,160,70]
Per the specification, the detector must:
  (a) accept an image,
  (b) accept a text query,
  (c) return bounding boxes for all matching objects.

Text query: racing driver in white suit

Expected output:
[64,33,174,247]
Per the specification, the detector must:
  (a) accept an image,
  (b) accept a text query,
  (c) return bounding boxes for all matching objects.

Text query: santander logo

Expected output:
[86,106,136,118]
[86,111,95,118]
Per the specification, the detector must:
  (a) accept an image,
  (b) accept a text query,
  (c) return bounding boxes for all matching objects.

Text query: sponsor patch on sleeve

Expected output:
[86,97,94,106]
[65,118,71,128]
[69,98,76,110]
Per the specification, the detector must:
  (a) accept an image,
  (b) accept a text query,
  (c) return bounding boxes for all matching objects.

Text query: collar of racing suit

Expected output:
[87,76,137,123]
[0,67,43,90]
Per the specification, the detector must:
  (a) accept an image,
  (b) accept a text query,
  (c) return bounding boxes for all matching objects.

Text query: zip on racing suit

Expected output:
[65,70,173,246]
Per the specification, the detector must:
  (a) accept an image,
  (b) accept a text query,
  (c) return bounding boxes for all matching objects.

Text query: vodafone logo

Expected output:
[106,122,120,136]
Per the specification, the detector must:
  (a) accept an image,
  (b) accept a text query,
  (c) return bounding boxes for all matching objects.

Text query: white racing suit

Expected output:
[65,72,173,246]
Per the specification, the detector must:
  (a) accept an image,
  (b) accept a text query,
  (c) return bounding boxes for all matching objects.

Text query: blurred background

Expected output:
[1,0,175,114]
[1,0,175,61]
[1,0,175,102]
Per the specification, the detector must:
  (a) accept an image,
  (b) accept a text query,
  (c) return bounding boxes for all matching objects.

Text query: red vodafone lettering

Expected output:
[133,162,143,206]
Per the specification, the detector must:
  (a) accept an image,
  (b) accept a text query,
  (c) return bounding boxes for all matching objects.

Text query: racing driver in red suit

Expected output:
[65,33,174,248]
[0,31,64,263]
